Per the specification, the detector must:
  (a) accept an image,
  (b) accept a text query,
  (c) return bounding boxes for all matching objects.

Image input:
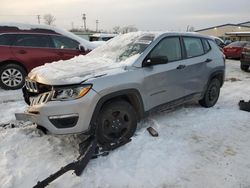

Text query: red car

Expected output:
[223,41,248,59]
[0,25,92,90]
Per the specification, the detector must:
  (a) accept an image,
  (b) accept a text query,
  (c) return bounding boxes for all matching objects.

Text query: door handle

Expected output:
[176,65,186,70]
[18,50,27,54]
[204,58,212,63]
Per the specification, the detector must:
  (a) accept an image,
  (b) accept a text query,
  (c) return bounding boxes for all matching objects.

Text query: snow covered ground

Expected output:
[0,59,250,188]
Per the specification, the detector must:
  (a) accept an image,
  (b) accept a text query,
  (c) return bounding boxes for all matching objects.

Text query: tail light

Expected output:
[242,47,247,54]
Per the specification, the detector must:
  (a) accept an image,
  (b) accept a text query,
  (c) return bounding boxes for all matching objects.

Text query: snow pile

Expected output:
[0,89,22,103]
[1,60,250,187]
[29,32,152,84]
[0,22,95,50]
[0,89,25,125]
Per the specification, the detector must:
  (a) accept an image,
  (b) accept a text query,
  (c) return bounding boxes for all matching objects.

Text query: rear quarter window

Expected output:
[202,39,211,53]
[215,39,223,46]
[183,37,204,58]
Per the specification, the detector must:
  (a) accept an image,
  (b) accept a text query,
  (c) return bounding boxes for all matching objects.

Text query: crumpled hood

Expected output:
[28,55,138,85]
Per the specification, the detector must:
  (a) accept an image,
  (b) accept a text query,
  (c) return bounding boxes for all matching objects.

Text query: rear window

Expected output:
[183,37,204,58]
[13,34,53,48]
[0,34,15,46]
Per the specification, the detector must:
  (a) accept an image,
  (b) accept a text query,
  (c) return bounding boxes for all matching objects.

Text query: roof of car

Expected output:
[156,31,212,40]
[91,33,118,38]
[0,26,60,35]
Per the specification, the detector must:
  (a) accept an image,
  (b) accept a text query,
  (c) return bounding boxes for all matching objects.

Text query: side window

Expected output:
[13,34,53,48]
[0,34,15,46]
[149,37,182,62]
[183,37,204,58]
[202,39,211,53]
[51,36,79,50]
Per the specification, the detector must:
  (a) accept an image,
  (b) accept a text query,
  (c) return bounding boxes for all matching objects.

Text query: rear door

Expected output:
[179,37,211,96]
[10,34,60,71]
[50,35,84,60]
[142,36,187,109]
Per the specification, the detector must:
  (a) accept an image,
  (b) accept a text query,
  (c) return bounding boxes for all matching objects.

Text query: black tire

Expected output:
[199,78,221,108]
[97,100,137,144]
[240,64,249,71]
[0,64,27,90]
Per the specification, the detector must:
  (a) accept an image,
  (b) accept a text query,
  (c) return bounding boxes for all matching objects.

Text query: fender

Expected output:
[88,89,145,134]
[208,69,225,87]
[200,69,225,99]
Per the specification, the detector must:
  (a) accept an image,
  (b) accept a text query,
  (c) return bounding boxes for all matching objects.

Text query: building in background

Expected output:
[196,21,250,41]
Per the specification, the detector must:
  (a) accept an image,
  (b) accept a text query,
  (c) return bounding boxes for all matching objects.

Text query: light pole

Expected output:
[37,15,41,24]
[96,20,99,32]
[82,13,86,31]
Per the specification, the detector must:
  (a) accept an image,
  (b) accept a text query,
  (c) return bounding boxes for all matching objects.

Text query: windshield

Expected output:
[87,32,155,63]
[118,35,155,61]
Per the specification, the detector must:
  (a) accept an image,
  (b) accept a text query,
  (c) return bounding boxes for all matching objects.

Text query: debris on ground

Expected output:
[147,127,159,137]
[239,100,250,112]
[225,77,242,82]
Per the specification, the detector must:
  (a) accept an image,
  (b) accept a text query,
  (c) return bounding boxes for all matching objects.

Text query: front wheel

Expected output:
[97,100,137,144]
[240,64,249,71]
[0,64,27,90]
[199,78,221,108]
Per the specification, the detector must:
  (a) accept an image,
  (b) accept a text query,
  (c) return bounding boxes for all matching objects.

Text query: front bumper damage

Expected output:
[15,89,100,135]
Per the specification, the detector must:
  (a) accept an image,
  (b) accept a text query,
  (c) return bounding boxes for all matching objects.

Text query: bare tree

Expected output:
[113,26,121,33]
[187,25,195,32]
[121,25,138,34]
[43,14,56,25]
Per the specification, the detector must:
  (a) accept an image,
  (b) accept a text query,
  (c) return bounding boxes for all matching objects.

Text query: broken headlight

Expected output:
[52,85,92,101]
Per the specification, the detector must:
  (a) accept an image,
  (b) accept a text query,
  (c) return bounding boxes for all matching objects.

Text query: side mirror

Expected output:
[143,56,168,67]
[78,45,85,52]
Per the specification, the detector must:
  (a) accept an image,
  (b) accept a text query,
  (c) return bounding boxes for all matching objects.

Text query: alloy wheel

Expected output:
[1,68,23,88]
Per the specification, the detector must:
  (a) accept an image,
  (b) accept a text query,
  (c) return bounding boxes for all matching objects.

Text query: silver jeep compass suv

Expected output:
[17,32,225,144]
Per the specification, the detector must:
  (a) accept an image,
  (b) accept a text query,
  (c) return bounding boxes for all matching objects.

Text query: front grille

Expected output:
[30,92,52,106]
[25,78,52,94]
[25,79,39,93]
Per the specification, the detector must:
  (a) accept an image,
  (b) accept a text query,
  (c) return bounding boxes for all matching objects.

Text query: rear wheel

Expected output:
[240,64,249,71]
[97,100,137,144]
[0,64,27,90]
[199,78,221,108]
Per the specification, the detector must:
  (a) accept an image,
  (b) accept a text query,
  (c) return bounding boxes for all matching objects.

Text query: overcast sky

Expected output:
[0,0,249,32]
